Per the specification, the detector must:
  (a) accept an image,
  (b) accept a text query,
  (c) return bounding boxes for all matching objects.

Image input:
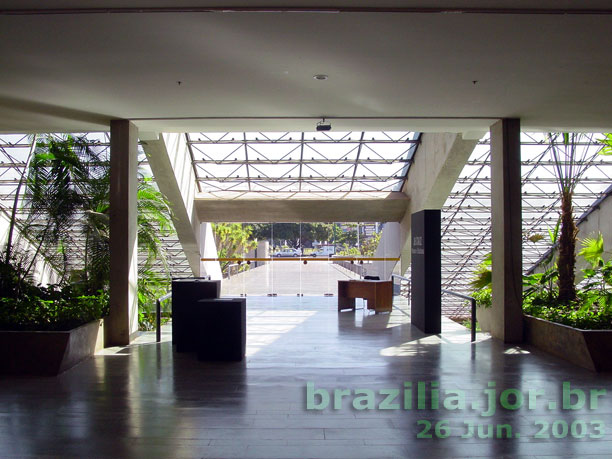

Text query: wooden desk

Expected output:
[338,280,393,313]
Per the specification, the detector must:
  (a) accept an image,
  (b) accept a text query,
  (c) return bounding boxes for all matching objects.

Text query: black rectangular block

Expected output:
[411,209,441,334]
[195,298,247,362]
[172,278,221,352]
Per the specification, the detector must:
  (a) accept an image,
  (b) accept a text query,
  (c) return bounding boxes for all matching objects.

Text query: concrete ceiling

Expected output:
[1,1,612,134]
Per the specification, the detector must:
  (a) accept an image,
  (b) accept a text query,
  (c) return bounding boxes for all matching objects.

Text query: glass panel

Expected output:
[216,221,384,298]
[187,131,416,195]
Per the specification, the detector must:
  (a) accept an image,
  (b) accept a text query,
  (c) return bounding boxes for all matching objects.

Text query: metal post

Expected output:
[156,298,161,343]
[471,298,477,343]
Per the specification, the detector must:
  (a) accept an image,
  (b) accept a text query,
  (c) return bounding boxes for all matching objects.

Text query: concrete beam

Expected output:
[107,120,139,346]
[141,133,202,276]
[398,133,478,274]
[369,133,477,279]
[194,192,409,223]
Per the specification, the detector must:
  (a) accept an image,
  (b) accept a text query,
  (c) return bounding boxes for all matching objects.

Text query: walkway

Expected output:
[1,297,611,458]
[221,260,361,296]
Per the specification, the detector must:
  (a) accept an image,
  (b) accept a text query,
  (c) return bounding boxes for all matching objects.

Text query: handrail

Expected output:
[441,289,477,343]
[391,274,409,282]
[155,292,172,343]
[391,275,477,342]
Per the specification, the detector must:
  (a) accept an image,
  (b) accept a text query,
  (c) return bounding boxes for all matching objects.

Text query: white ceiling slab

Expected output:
[1,2,612,133]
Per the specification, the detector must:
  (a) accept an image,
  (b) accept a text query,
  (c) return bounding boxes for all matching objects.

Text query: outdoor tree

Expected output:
[212,223,257,274]
[360,231,381,256]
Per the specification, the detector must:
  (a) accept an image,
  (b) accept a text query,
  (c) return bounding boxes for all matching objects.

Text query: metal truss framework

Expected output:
[185,131,420,198]
[441,132,612,317]
[1,131,611,311]
[0,133,191,277]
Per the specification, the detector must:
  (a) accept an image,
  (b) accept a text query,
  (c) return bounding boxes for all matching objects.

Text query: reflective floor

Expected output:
[1,296,612,458]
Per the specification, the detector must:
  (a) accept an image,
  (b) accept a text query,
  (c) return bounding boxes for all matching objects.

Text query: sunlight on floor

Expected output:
[246,309,317,357]
[504,346,531,355]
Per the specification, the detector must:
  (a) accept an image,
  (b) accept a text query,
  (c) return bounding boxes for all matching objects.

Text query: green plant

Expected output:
[472,288,492,309]
[213,223,257,275]
[523,233,612,330]
[360,232,381,256]
[1,135,175,331]
[469,253,492,308]
[22,135,108,285]
[523,300,612,330]
[336,244,360,256]
[0,287,108,331]
[458,319,481,332]
[522,268,558,304]
[598,133,612,155]
[547,133,594,304]
[137,268,172,331]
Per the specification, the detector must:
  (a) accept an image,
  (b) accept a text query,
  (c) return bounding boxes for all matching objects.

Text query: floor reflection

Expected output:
[1,295,612,458]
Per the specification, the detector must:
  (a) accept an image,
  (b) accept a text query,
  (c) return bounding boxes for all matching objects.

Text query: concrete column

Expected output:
[106,120,139,346]
[489,119,523,342]
[370,222,401,279]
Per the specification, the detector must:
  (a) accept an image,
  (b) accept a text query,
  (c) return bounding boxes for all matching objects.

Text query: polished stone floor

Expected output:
[1,296,612,458]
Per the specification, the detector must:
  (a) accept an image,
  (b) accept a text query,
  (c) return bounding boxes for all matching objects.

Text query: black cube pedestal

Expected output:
[195,298,246,362]
[172,278,221,352]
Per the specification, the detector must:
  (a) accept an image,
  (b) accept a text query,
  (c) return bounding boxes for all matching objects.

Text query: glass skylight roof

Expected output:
[186,131,419,196]
[2,131,612,302]
[441,132,612,318]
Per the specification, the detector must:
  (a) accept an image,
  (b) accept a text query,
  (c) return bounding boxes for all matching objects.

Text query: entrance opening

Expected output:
[210,222,384,297]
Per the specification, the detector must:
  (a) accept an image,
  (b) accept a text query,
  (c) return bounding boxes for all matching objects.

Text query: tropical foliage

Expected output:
[250,222,365,249]
[0,134,175,331]
[470,233,612,329]
[469,253,492,308]
[523,233,612,329]
[213,223,258,275]
[546,133,606,304]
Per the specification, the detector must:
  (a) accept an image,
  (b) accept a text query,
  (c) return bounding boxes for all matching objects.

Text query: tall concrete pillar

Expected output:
[106,120,139,346]
[489,119,523,342]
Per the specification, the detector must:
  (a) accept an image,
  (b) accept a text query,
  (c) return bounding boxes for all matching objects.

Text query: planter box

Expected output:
[0,319,104,376]
[524,315,612,372]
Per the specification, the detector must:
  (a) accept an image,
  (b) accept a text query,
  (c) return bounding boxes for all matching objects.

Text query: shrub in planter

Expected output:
[523,234,612,330]
[0,270,109,376]
[522,235,612,371]
[0,286,108,332]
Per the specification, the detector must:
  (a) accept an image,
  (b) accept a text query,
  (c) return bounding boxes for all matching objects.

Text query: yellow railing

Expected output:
[200,257,400,262]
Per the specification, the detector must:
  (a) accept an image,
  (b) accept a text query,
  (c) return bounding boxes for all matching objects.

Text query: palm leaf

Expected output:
[578,233,604,268]
[598,133,612,156]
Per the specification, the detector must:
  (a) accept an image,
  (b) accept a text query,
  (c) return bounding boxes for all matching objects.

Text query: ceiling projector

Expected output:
[316,119,332,131]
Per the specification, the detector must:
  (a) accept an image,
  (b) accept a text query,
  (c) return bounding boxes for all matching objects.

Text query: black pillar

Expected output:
[411,209,441,334]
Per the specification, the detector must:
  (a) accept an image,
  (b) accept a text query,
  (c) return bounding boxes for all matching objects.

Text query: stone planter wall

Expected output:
[523,314,612,372]
[0,319,104,376]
